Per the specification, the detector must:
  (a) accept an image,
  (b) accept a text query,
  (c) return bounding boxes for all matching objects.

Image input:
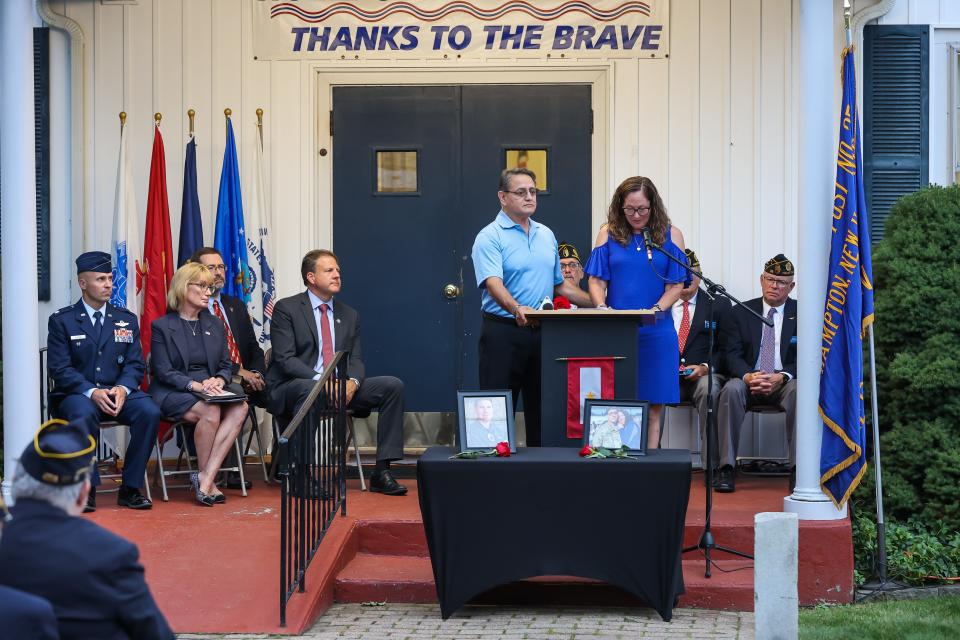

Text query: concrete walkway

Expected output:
[178,603,756,639]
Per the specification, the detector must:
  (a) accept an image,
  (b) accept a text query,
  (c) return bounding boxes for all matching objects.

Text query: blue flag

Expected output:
[214,118,249,302]
[178,137,203,267]
[819,47,876,508]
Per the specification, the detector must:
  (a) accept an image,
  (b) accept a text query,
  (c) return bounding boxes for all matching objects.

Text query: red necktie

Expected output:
[319,303,334,370]
[677,300,691,354]
[212,300,242,366]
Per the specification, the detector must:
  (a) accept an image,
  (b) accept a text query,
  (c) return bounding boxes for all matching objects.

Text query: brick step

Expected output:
[334,553,755,610]
[354,519,759,558]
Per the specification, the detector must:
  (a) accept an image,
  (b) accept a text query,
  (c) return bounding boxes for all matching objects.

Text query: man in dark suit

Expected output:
[667,249,732,475]
[716,254,798,492]
[0,418,173,639]
[46,251,160,511]
[267,249,407,495]
[190,247,268,489]
[0,494,59,640]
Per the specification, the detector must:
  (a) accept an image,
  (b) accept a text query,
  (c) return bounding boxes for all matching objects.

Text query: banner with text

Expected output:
[254,1,670,60]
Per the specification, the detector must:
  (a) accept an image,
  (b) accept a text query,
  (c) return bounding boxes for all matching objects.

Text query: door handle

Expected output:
[442,284,461,299]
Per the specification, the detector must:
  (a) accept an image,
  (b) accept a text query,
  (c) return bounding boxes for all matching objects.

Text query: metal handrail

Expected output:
[278,351,349,626]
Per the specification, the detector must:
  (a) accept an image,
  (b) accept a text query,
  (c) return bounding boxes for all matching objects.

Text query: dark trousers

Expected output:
[273,375,405,462]
[717,378,797,467]
[57,391,161,488]
[478,315,542,446]
[670,373,726,466]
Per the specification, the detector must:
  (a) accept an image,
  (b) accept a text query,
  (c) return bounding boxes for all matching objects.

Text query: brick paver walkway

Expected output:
[178,603,755,639]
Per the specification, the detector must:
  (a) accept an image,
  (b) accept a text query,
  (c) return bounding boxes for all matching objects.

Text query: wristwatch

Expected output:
[349,377,361,388]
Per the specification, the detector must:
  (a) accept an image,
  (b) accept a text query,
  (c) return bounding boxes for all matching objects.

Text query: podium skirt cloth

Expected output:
[585,226,686,404]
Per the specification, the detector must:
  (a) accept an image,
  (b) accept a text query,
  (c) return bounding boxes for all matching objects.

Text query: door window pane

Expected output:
[376,150,418,193]
[505,148,547,191]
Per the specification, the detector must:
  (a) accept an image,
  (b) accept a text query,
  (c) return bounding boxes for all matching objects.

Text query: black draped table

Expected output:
[417,447,691,620]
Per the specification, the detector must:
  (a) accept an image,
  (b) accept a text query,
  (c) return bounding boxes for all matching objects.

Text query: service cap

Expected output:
[20,419,96,486]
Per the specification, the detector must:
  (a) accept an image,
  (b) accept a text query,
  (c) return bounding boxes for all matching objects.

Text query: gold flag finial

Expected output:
[187,109,195,136]
[119,111,127,127]
[256,108,263,127]
[224,108,232,119]
[154,112,162,125]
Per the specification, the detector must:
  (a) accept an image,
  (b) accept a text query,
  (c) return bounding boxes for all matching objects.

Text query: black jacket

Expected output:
[677,290,733,374]
[725,297,798,379]
[214,293,267,374]
[0,499,173,640]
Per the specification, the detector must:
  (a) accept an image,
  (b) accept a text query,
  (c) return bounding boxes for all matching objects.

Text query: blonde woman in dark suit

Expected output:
[150,263,248,506]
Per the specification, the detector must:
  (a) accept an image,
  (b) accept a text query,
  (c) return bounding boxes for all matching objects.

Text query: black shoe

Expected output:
[117,486,153,510]
[213,493,226,504]
[225,473,252,490]
[370,469,407,496]
[84,488,97,514]
[715,466,736,493]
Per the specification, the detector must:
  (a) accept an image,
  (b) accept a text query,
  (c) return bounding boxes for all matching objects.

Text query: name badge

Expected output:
[70,334,86,340]
[114,328,134,343]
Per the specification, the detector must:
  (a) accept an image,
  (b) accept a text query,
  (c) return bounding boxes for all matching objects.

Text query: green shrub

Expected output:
[852,512,960,585]
[856,184,960,532]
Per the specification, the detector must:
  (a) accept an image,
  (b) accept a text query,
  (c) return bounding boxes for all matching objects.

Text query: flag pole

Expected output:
[188,108,195,138]
[256,107,264,147]
[119,111,126,129]
[847,18,890,593]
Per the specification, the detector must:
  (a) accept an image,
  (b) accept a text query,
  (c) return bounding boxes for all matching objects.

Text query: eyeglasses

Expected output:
[504,188,538,198]
[203,264,226,272]
[560,262,581,271]
[622,206,651,217]
[189,282,214,293]
[761,275,793,288]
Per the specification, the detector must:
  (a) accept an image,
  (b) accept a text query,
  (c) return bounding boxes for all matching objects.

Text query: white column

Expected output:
[784,0,846,520]
[1,0,41,502]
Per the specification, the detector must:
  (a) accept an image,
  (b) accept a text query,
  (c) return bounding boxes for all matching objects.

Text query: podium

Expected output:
[525,309,659,447]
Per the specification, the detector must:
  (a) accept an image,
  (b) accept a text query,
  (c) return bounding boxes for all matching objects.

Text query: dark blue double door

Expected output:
[333,84,592,411]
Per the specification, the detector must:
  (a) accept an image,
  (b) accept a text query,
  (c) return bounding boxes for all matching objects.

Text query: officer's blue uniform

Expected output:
[47,300,160,487]
[0,498,174,640]
[0,584,59,640]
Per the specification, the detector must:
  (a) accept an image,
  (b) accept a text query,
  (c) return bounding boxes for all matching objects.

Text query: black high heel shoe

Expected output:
[191,473,216,507]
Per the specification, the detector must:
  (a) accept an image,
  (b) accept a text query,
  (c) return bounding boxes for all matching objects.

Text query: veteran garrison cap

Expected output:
[76,251,112,275]
[764,254,795,277]
[20,419,97,486]
[684,248,700,270]
[558,242,581,264]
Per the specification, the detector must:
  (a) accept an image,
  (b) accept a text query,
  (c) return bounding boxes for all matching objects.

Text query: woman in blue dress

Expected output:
[584,176,688,449]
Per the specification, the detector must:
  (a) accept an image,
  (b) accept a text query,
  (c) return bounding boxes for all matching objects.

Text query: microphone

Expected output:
[539,296,554,310]
[641,227,654,262]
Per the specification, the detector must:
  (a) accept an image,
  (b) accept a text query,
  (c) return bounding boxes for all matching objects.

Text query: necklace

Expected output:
[182,317,199,336]
[633,233,644,252]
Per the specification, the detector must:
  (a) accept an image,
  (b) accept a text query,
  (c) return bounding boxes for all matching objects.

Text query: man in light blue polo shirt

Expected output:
[471,167,591,446]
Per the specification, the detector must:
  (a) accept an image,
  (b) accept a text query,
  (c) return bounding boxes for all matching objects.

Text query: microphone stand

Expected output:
[645,240,771,577]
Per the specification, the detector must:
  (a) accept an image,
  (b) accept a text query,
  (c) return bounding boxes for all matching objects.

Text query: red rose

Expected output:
[495,441,511,457]
[579,445,593,457]
[553,295,572,310]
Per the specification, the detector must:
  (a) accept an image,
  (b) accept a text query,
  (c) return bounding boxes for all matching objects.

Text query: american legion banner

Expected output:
[253,1,670,60]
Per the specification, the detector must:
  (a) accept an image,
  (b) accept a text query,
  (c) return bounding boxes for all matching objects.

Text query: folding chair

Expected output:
[736,404,790,475]
[154,419,249,501]
[241,405,270,483]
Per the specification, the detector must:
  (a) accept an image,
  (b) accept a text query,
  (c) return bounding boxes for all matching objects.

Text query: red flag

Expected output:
[140,125,174,362]
[566,357,615,438]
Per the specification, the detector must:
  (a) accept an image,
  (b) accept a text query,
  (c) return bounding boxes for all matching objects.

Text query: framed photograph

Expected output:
[582,399,649,455]
[457,390,515,453]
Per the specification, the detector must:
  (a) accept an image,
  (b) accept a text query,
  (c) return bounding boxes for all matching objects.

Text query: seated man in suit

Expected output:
[267,249,407,496]
[716,254,798,492]
[46,251,160,511]
[668,249,732,481]
[0,418,173,639]
[0,494,59,640]
[190,247,268,489]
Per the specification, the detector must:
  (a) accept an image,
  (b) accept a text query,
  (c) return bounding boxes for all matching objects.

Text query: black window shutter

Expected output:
[34,27,51,301]
[863,24,929,244]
